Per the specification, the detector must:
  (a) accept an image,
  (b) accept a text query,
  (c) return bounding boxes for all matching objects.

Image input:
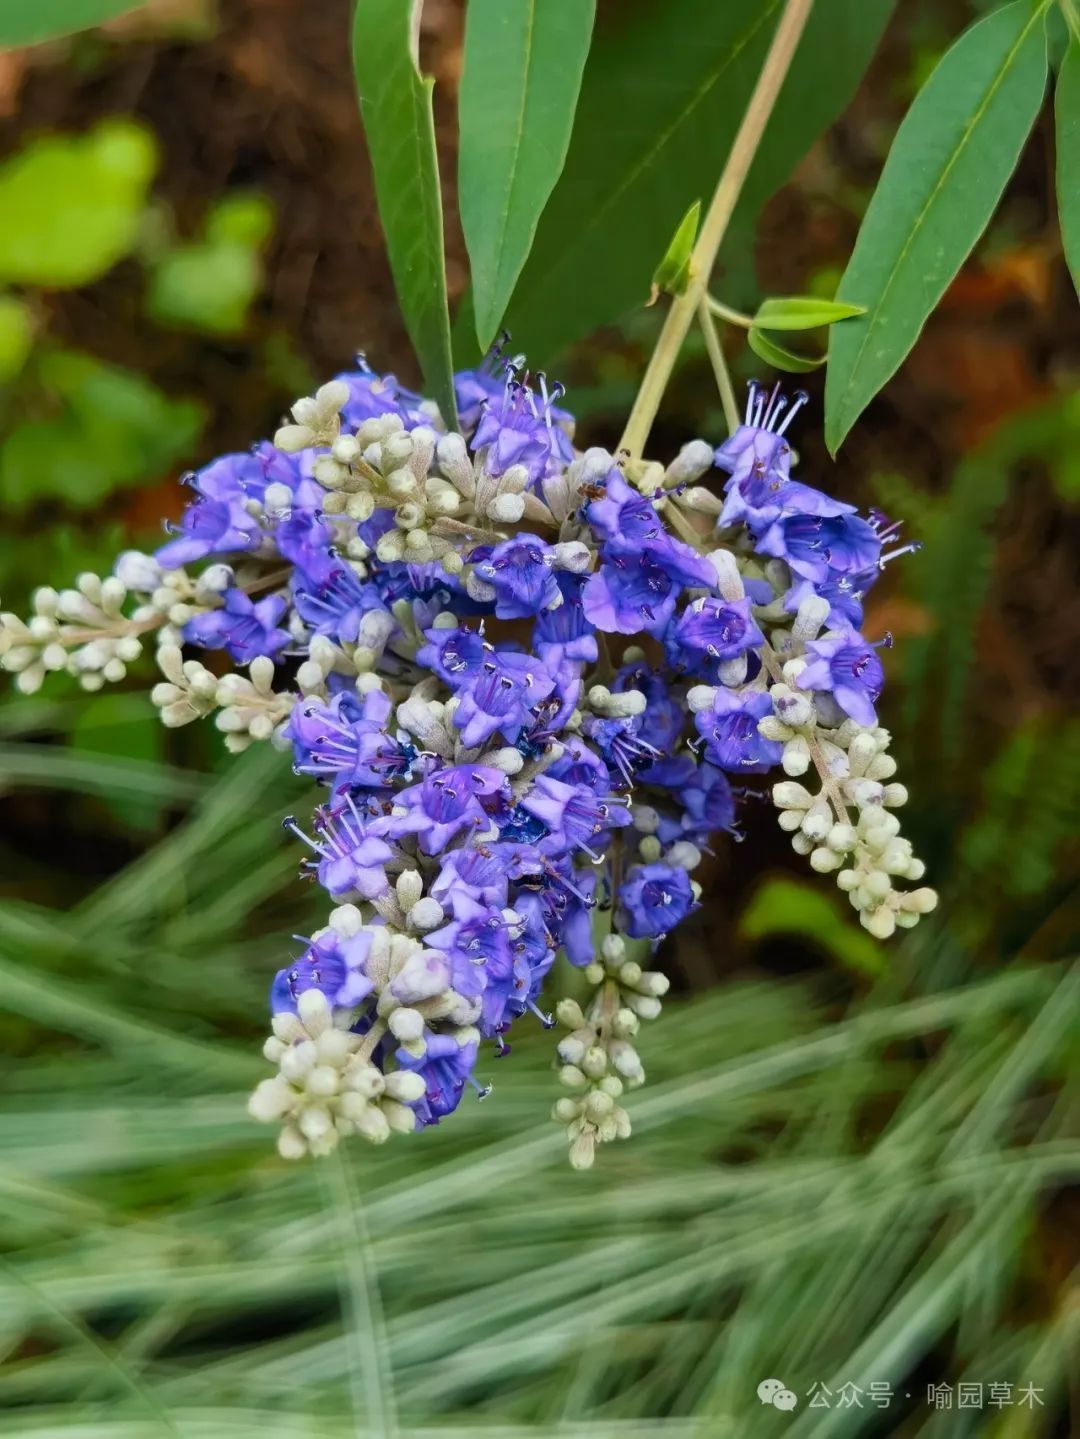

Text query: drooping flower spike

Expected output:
[0,364,936,1168]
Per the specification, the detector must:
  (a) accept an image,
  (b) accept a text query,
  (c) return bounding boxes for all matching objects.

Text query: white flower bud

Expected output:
[275,423,316,452]
[115,550,161,592]
[552,540,592,573]
[407,897,444,932]
[489,492,525,523]
[707,548,745,601]
[687,684,718,714]
[773,781,813,811]
[666,438,714,486]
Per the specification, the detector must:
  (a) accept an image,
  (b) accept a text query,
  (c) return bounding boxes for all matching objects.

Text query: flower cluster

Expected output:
[0,360,936,1165]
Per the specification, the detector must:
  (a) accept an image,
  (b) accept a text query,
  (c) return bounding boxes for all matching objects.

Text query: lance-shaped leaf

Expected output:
[1056,39,1080,296]
[825,1,1049,453]
[460,0,595,352]
[353,0,457,427]
[499,0,895,365]
[649,199,700,304]
[748,327,824,374]
[753,296,865,331]
[0,0,143,47]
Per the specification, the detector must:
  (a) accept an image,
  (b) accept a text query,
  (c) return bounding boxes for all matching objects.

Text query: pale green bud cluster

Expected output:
[552,933,671,1170]
[765,708,936,937]
[151,646,296,752]
[0,558,191,695]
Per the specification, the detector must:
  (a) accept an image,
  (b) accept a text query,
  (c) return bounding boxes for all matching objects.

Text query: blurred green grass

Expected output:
[0,739,1076,1434]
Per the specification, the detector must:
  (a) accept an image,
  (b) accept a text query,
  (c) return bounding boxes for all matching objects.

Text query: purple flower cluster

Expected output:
[713,381,917,731]
[3,342,929,1159]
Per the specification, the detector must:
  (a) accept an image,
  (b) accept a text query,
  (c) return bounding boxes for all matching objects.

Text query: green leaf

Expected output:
[1056,39,1080,295]
[459,0,595,352]
[650,199,700,302]
[498,0,895,364]
[739,877,884,975]
[352,0,456,428]
[825,1,1049,453]
[0,349,204,509]
[146,195,273,336]
[0,0,143,47]
[752,295,866,331]
[747,326,823,372]
[0,293,34,380]
[0,119,156,288]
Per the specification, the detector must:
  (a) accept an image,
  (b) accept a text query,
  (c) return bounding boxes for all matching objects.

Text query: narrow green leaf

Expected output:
[0,0,143,47]
[825,1,1049,453]
[352,0,456,427]
[752,295,866,331]
[500,0,895,363]
[1056,39,1080,295]
[650,199,700,302]
[460,0,595,352]
[747,326,823,372]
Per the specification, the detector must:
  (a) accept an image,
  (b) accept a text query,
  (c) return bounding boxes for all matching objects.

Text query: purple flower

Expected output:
[184,589,290,664]
[289,797,394,900]
[694,688,783,773]
[617,862,694,939]
[427,901,535,1033]
[274,509,338,587]
[514,864,598,967]
[582,713,661,788]
[755,512,881,585]
[586,470,668,550]
[719,474,855,533]
[429,847,511,910]
[334,364,427,430]
[533,571,598,670]
[612,663,685,755]
[270,930,375,1013]
[416,625,489,686]
[471,371,573,483]
[288,690,417,792]
[650,761,735,845]
[582,550,687,636]
[396,1033,479,1126]
[292,561,388,645]
[453,650,556,748]
[471,534,560,618]
[519,774,630,860]
[797,628,885,727]
[714,381,803,481]
[395,765,508,852]
[783,575,869,630]
[669,596,764,667]
[157,454,265,567]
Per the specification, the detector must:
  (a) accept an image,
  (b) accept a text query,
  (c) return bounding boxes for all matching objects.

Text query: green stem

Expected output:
[619,0,814,459]
[698,299,741,435]
[705,296,754,329]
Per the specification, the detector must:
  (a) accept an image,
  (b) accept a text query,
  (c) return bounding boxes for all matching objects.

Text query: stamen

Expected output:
[775,390,808,436]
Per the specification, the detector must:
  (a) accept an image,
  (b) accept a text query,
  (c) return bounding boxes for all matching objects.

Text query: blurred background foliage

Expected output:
[0,0,1076,1435]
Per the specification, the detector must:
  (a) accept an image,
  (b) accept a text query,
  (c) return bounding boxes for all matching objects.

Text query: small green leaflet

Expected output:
[1056,39,1080,296]
[353,0,457,428]
[0,0,143,47]
[748,327,824,373]
[460,0,595,352]
[752,295,865,330]
[649,199,700,304]
[825,1,1050,453]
